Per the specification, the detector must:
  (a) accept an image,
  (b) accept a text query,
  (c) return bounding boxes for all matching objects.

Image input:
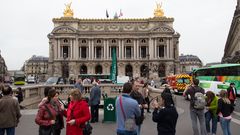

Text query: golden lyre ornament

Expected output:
[154,2,164,17]
[63,2,74,17]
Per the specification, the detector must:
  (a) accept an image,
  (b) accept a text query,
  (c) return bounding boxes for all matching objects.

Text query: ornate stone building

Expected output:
[179,54,203,73]
[47,3,180,79]
[222,0,240,63]
[0,50,7,81]
[24,55,48,81]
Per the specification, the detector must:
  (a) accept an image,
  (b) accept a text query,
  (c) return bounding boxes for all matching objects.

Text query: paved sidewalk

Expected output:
[17,108,184,135]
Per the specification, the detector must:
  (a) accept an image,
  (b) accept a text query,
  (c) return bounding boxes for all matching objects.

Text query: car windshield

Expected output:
[45,77,59,84]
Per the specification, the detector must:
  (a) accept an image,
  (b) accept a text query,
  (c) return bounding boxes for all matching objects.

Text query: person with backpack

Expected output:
[183,78,207,135]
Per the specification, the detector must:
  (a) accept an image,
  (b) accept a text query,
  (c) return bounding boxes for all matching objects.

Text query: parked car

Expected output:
[27,76,35,83]
[44,77,66,85]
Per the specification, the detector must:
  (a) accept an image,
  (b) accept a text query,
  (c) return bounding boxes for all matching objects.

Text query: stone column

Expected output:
[149,38,153,59]
[119,39,122,59]
[57,39,60,59]
[136,39,139,59]
[107,40,109,60]
[71,39,74,59]
[74,38,78,59]
[169,38,173,59]
[92,40,94,59]
[88,40,91,60]
[122,40,124,59]
[134,39,137,59]
[104,40,107,59]
[155,39,157,58]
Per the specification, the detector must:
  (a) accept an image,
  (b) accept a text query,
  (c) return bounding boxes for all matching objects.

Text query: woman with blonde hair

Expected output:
[64,89,91,135]
[217,90,234,135]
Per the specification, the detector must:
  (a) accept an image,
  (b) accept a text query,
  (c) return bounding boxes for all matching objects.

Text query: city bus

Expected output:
[192,64,240,95]
[14,71,25,85]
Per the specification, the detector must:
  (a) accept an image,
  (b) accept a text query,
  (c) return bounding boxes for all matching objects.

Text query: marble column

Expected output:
[119,39,122,59]
[136,40,139,59]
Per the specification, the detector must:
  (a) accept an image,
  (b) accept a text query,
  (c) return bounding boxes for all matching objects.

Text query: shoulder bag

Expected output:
[119,96,136,131]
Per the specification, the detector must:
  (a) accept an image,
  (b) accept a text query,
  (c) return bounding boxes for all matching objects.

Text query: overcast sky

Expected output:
[0,0,237,70]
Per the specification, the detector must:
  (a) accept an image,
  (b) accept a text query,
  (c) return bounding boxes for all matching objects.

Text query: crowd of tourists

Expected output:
[183,79,236,135]
[0,77,238,135]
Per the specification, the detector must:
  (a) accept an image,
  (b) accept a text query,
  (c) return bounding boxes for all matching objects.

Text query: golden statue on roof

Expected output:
[154,2,164,17]
[63,1,74,17]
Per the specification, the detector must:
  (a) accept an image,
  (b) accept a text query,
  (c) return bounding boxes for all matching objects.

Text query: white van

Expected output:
[199,80,230,95]
[27,76,35,83]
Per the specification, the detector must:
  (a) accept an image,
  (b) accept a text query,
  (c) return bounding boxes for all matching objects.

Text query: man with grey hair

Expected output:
[90,82,101,123]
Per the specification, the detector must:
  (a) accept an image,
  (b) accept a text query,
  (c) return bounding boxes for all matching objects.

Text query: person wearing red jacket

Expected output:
[64,89,91,135]
[227,83,237,106]
[35,89,64,135]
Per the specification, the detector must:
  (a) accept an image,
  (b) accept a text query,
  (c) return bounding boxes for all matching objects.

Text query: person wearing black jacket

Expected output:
[152,92,178,135]
[217,90,234,135]
[130,79,147,135]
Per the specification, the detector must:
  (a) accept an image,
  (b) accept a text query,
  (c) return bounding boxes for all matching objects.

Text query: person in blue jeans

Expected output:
[184,79,207,135]
[217,90,234,135]
[116,82,141,135]
[205,91,218,135]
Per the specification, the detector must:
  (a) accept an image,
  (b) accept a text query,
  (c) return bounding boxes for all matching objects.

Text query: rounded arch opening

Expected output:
[125,64,133,77]
[140,64,148,77]
[158,63,166,77]
[80,65,87,74]
[95,65,103,74]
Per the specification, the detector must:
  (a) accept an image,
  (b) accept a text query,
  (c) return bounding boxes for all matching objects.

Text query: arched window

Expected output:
[95,65,102,74]
[158,63,165,77]
[125,64,133,77]
[140,64,148,77]
[80,65,87,74]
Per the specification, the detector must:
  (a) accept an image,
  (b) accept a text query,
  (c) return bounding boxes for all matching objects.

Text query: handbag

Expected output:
[120,96,136,131]
[82,122,93,135]
[39,125,53,135]
[71,102,93,135]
